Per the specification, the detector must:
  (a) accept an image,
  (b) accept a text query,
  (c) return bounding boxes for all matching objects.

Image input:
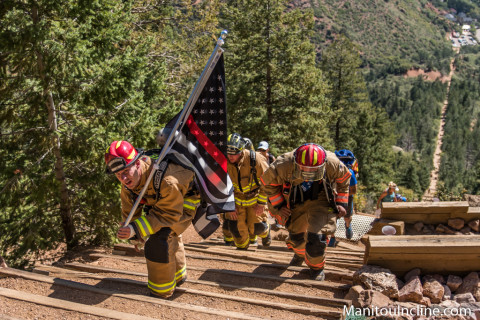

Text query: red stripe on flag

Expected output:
[186,115,227,172]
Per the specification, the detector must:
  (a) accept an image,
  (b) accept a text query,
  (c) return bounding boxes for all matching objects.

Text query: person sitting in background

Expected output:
[377,181,398,209]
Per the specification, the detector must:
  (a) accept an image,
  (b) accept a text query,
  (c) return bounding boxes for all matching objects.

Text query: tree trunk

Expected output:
[265,0,272,139]
[32,6,76,249]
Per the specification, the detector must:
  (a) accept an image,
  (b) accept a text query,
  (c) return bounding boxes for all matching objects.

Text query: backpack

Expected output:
[237,150,260,193]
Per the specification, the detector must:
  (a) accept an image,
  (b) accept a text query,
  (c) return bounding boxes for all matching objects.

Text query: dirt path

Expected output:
[422,58,455,201]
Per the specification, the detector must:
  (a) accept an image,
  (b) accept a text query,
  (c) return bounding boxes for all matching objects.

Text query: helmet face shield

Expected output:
[294,163,325,181]
[227,133,246,155]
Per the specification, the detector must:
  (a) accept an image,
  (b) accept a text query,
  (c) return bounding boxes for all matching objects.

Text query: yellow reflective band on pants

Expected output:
[236,237,250,248]
[148,278,176,295]
[175,265,186,281]
[234,196,258,207]
[183,197,201,211]
[134,216,154,238]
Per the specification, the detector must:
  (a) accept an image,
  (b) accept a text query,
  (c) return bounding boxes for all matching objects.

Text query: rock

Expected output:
[468,219,479,232]
[354,290,391,309]
[398,276,424,303]
[460,226,472,234]
[448,218,465,230]
[457,272,480,301]
[353,265,399,299]
[439,299,461,308]
[448,275,463,292]
[414,222,424,232]
[436,224,456,234]
[443,284,452,301]
[419,296,431,307]
[423,277,445,304]
[423,274,445,285]
[345,285,363,301]
[404,268,421,283]
[460,302,480,320]
[454,293,476,304]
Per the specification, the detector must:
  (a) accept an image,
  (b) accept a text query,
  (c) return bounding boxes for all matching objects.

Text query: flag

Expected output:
[164,53,234,237]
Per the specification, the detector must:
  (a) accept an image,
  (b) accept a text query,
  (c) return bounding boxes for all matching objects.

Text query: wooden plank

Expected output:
[64,261,351,291]
[0,267,264,320]
[380,202,472,224]
[364,235,480,276]
[34,265,343,318]
[36,264,351,307]
[89,253,355,280]
[381,201,469,214]
[0,287,156,320]
[367,219,404,235]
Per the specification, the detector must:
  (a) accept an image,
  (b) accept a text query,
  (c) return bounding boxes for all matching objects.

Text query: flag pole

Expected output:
[123,30,228,227]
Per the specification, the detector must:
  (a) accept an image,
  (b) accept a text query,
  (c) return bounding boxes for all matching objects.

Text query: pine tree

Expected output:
[320,35,371,149]
[0,0,165,265]
[220,0,330,153]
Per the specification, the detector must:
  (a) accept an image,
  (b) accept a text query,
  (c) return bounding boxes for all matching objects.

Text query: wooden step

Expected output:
[0,267,264,320]
[90,253,354,281]
[64,261,351,292]
[380,201,479,224]
[364,235,480,276]
[0,287,156,320]
[34,264,345,318]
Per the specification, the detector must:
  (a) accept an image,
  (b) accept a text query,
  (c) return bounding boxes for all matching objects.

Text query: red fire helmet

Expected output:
[104,140,143,174]
[293,143,327,181]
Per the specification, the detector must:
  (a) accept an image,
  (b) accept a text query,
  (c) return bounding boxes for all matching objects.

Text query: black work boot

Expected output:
[289,254,304,266]
[310,269,325,281]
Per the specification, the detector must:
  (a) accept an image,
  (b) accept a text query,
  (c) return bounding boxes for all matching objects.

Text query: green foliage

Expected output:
[320,36,396,193]
[438,77,480,195]
[220,0,331,153]
[0,0,167,267]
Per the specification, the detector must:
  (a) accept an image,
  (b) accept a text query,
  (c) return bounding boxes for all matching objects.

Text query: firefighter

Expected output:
[105,140,200,298]
[257,141,276,165]
[329,149,358,246]
[260,143,351,281]
[225,133,271,249]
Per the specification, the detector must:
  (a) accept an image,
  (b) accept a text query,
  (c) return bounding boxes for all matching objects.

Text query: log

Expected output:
[380,201,479,224]
[364,235,480,276]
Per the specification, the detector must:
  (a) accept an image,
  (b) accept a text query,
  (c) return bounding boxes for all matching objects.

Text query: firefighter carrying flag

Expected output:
[105,31,233,298]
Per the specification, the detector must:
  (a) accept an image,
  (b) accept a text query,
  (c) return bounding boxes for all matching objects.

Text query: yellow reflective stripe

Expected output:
[224,236,234,241]
[175,265,186,281]
[148,278,176,294]
[258,194,267,202]
[134,216,153,237]
[249,235,257,241]
[236,238,250,248]
[183,198,200,210]
[234,196,258,207]
[116,141,122,149]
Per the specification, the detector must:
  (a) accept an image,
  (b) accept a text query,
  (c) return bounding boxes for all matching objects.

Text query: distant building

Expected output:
[458,12,473,24]
[445,13,456,22]
[462,25,471,35]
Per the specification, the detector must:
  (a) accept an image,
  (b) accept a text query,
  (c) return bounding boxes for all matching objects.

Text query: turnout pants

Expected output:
[145,228,186,298]
[227,204,269,249]
[286,198,337,270]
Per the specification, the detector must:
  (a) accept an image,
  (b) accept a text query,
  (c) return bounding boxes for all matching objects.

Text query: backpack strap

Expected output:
[250,151,260,188]
[153,159,169,201]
